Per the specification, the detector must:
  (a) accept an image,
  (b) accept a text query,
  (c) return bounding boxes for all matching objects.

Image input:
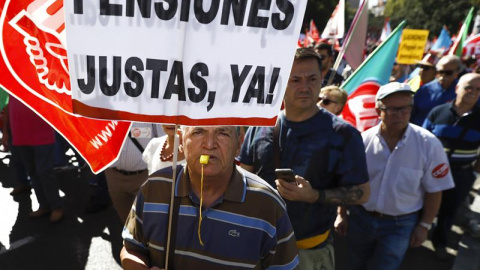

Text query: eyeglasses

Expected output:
[378,104,413,115]
[318,97,338,105]
[437,69,455,76]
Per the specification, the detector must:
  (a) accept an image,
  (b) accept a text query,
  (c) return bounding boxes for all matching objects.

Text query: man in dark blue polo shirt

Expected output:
[423,73,480,259]
[239,48,370,270]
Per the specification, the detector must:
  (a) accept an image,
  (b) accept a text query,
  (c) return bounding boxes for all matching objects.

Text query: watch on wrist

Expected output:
[418,222,432,230]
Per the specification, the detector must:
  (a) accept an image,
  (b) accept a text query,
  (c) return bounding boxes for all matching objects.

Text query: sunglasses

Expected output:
[437,69,455,76]
[318,97,338,105]
[419,65,432,71]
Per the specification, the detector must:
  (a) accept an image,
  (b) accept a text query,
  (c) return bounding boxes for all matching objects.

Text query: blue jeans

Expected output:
[347,206,418,270]
[8,137,30,187]
[54,131,69,167]
[16,144,62,210]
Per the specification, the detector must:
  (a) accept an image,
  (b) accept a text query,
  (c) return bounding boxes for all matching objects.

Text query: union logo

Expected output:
[341,80,381,132]
[432,163,449,178]
[1,0,71,112]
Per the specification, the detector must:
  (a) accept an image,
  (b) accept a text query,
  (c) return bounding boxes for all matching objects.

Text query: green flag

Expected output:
[339,21,406,131]
[0,87,8,112]
[449,7,474,57]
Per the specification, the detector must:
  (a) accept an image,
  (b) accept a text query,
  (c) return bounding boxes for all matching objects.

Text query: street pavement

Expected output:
[0,149,478,269]
[0,151,123,270]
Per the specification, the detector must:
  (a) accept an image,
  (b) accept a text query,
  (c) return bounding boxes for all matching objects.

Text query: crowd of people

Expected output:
[1,43,480,270]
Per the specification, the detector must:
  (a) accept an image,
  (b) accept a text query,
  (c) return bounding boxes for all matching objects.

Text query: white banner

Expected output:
[321,0,345,39]
[64,0,307,126]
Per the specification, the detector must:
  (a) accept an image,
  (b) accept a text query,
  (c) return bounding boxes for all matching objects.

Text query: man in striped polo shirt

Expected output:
[120,126,299,269]
[423,73,480,259]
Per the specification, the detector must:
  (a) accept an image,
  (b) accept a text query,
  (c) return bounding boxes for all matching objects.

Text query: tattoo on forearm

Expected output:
[324,186,364,205]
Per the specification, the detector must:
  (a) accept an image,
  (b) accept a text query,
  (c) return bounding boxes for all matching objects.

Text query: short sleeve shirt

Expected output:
[362,124,455,216]
[123,165,299,269]
[8,97,54,146]
[239,110,369,240]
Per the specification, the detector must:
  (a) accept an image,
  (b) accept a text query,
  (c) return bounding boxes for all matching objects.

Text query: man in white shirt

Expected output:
[344,82,455,270]
[105,122,163,223]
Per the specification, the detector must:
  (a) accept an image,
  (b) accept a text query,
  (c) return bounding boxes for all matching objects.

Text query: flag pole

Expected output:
[165,124,180,270]
[341,20,406,88]
[327,0,367,86]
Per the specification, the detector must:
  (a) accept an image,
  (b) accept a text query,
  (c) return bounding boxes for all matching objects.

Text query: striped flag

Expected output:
[449,7,474,57]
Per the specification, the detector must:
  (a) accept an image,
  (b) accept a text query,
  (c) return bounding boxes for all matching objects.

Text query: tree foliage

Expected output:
[384,0,480,38]
[303,0,480,40]
[303,0,339,33]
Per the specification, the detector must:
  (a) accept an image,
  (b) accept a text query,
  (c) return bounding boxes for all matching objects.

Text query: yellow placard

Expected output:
[396,29,429,64]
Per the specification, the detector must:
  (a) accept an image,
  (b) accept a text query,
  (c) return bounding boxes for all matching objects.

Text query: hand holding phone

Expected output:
[275,168,296,183]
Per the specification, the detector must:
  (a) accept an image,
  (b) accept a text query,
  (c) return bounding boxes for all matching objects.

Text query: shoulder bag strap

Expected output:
[273,116,281,169]
[129,135,145,153]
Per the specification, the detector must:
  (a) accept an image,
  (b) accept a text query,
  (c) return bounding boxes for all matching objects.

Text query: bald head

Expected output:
[455,73,480,109]
[457,73,480,86]
[436,55,462,70]
[436,55,462,89]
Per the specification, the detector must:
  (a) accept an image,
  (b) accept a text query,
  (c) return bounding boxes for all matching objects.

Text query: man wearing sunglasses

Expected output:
[346,82,454,270]
[314,42,344,87]
[423,73,480,259]
[415,53,438,85]
[411,55,462,126]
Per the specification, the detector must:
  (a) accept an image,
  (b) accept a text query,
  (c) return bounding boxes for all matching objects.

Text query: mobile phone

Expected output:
[275,168,296,182]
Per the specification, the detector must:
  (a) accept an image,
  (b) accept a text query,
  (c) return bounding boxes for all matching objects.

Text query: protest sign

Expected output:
[0,0,131,173]
[65,0,307,126]
[396,29,429,64]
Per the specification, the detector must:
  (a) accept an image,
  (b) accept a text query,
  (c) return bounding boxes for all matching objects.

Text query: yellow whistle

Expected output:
[200,155,210,165]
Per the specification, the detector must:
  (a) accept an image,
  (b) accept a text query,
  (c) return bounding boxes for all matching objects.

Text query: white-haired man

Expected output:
[345,82,455,270]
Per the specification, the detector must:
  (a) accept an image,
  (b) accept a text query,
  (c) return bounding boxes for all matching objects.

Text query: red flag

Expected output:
[304,30,313,48]
[321,0,345,39]
[378,17,391,43]
[310,19,320,43]
[0,0,131,173]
